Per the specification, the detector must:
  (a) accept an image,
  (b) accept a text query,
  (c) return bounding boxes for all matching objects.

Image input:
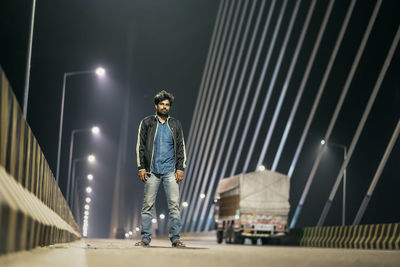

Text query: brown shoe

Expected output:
[135,240,149,246]
[172,239,186,248]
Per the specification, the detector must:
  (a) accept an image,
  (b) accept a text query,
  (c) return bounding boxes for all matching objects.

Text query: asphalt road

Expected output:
[1,234,400,267]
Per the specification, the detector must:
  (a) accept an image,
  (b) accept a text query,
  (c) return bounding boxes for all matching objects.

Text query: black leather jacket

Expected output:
[136,115,187,173]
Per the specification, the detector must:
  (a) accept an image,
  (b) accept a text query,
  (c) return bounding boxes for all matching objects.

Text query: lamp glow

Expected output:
[159,214,165,220]
[86,197,91,203]
[86,187,92,193]
[95,67,106,77]
[257,165,266,171]
[88,155,96,163]
[87,174,94,181]
[200,193,205,199]
[182,202,188,208]
[91,126,100,135]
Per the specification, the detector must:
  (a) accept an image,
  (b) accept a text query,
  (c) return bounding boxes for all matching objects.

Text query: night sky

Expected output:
[1,0,399,238]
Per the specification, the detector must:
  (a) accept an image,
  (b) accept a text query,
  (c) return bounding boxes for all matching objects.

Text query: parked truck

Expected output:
[214,169,290,245]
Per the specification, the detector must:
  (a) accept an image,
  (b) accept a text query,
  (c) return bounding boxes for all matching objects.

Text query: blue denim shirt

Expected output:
[151,119,175,174]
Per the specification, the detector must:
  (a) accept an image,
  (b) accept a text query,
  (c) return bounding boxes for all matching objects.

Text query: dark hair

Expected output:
[154,90,175,105]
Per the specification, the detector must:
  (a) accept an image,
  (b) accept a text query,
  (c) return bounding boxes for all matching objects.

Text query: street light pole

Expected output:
[23,0,36,118]
[342,146,347,227]
[56,73,68,185]
[70,158,83,207]
[66,129,86,204]
[66,127,99,204]
[322,140,347,226]
[56,68,105,184]
[70,155,95,210]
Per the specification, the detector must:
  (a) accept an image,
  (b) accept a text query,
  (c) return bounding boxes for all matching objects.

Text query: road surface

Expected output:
[1,234,399,267]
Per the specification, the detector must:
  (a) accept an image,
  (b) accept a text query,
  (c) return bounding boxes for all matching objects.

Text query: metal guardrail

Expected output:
[0,67,80,255]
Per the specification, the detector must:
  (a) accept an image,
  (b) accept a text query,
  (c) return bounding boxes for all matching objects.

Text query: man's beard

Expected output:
[157,109,168,117]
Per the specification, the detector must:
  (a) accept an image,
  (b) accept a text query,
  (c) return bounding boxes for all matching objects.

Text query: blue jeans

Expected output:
[140,172,181,244]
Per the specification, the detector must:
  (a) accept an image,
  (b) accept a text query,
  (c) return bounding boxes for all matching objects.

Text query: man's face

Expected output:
[155,99,171,116]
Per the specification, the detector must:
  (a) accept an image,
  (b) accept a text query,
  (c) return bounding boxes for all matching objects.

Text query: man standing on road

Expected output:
[135,90,187,247]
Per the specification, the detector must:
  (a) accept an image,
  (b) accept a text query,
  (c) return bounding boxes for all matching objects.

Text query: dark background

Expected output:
[0,0,219,237]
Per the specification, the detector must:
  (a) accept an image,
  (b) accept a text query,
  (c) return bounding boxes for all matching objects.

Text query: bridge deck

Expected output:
[1,236,399,267]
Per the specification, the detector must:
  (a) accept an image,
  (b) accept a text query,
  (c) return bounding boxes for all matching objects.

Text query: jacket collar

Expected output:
[154,114,170,122]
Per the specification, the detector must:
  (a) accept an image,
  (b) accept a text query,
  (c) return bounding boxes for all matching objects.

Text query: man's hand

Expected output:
[139,169,147,182]
[175,170,184,183]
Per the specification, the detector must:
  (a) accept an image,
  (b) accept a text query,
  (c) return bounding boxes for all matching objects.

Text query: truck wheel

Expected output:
[234,232,244,244]
[261,237,270,245]
[270,237,281,245]
[228,226,234,244]
[251,238,258,245]
[224,227,231,244]
[216,231,223,244]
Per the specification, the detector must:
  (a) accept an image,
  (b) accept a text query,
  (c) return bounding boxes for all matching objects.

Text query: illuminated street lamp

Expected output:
[200,193,205,199]
[86,187,92,193]
[159,214,165,220]
[152,219,157,224]
[182,202,188,208]
[88,154,96,163]
[91,126,100,135]
[84,204,90,210]
[87,174,94,181]
[56,68,106,184]
[86,197,91,203]
[135,227,140,232]
[84,210,89,216]
[95,67,106,77]
[257,165,266,172]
